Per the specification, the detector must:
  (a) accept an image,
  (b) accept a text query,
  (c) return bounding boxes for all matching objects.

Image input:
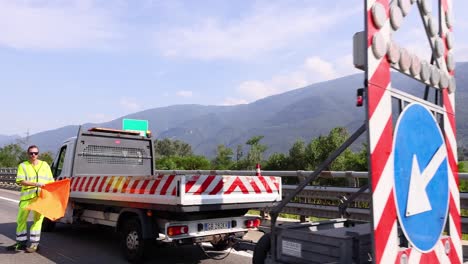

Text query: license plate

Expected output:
[204,221,230,231]
[282,240,302,258]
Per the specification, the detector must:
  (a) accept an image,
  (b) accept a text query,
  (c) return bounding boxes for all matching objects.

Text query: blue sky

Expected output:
[1,0,467,136]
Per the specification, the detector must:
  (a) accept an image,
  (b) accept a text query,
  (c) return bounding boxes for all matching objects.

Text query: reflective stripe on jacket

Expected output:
[16,160,54,201]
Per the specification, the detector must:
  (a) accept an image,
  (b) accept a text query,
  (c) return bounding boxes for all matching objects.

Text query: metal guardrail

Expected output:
[0,168,20,191]
[279,171,468,234]
[1,169,468,232]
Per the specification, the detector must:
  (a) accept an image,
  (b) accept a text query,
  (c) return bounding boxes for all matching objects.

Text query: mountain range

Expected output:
[2,62,467,159]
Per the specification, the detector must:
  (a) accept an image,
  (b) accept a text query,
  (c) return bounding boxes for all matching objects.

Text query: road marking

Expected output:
[0,196,19,203]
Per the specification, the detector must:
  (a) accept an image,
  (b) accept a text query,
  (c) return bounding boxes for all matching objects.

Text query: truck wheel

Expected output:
[210,239,232,251]
[120,218,147,263]
[253,233,271,264]
[42,218,56,232]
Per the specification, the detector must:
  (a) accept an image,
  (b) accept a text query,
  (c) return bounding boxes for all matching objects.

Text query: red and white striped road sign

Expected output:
[366,0,460,263]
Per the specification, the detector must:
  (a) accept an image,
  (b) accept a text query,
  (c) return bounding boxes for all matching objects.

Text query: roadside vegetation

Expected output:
[0,143,53,167]
[152,127,368,186]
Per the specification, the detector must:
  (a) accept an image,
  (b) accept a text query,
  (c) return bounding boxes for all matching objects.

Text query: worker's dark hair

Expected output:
[27,145,39,152]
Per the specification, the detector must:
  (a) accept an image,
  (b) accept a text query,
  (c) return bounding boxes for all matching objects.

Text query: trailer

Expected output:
[253,0,461,263]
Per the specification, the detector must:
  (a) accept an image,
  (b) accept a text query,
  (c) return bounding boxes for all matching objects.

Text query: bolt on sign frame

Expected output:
[365,0,460,263]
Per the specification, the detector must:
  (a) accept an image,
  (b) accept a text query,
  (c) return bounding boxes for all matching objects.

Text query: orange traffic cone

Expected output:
[256,163,261,176]
[256,163,270,219]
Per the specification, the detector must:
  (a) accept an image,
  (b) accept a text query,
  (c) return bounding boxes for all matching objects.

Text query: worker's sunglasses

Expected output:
[28,152,39,156]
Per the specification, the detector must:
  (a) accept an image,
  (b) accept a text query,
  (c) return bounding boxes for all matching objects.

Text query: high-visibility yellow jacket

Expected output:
[16,160,54,201]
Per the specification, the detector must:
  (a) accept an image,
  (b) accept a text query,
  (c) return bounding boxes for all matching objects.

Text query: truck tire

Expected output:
[253,233,271,264]
[120,218,147,263]
[41,218,56,232]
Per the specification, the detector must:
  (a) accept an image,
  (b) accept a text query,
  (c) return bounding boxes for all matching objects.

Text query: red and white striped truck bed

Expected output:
[64,174,281,211]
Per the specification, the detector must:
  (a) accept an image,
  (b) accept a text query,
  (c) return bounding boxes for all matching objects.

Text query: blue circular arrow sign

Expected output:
[393,103,449,252]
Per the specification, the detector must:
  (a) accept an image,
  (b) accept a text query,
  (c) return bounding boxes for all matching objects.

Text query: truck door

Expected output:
[51,145,67,179]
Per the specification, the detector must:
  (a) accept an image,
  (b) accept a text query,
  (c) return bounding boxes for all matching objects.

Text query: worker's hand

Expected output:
[35,183,45,188]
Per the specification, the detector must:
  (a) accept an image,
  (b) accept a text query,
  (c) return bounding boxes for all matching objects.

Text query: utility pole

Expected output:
[25,129,30,147]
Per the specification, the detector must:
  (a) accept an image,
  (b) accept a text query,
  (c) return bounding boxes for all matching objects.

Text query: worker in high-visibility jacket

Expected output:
[6,145,54,253]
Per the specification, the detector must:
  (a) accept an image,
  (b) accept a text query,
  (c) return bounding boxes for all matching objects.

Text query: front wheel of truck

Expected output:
[120,218,147,263]
[253,233,271,264]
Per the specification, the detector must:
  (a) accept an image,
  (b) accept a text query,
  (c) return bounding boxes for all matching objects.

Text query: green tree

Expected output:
[154,138,193,157]
[0,144,26,167]
[245,136,267,169]
[288,139,307,170]
[156,155,211,170]
[177,156,211,170]
[459,162,468,192]
[156,156,178,170]
[212,144,234,169]
[39,151,54,165]
[304,127,354,186]
[305,127,350,170]
[459,162,467,172]
[343,145,368,171]
[264,153,289,170]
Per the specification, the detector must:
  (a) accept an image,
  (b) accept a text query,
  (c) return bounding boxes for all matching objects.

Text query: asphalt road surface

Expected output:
[0,188,261,264]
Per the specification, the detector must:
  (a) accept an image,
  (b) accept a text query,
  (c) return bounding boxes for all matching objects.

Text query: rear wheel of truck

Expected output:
[120,218,147,263]
[41,218,56,232]
[253,233,271,264]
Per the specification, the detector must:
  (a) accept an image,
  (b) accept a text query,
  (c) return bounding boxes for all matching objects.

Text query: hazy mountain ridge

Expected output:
[2,62,467,158]
[0,135,20,147]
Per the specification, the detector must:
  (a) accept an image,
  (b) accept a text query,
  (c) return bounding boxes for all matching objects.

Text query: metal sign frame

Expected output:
[365,0,460,263]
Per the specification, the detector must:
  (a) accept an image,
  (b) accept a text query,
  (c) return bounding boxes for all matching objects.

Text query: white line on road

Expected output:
[0,196,19,203]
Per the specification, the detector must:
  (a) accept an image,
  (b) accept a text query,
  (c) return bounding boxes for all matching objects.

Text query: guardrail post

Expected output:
[259,210,270,220]
[344,171,357,187]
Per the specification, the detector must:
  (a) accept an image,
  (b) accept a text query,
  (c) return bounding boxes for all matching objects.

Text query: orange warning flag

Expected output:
[26,179,71,221]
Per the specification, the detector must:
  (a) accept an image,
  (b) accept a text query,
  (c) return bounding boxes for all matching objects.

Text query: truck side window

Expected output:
[53,146,67,178]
